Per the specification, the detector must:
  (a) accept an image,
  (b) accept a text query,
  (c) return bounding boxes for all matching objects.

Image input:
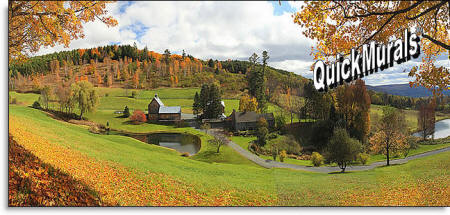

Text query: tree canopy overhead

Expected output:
[9,1,118,62]
[293,1,449,96]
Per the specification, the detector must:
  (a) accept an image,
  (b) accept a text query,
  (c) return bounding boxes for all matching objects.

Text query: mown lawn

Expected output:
[9,104,450,206]
[231,135,316,166]
[230,132,450,166]
[367,141,450,164]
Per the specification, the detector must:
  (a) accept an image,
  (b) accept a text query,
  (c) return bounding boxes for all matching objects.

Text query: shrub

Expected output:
[32,101,41,109]
[357,153,369,165]
[311,152,324,167]
[249,143,260,155]
[180,152,190,157]
[279,150,287,162]
[131,91,137,98]
[123,106,130,118]
[255,126,268,147]
[88,125,101,134]
[325,128,362,172]
[271,145,278,161]
[130,110,147,124]
[274,115,286,131]
[297,154,311,160]
[287,154,299,159]
[268,133,278,140]
[269,135,302,155]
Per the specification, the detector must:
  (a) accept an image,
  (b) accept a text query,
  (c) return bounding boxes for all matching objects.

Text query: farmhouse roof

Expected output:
[159,106,181,114]
[153,94,164,106]
[233,111,274,123]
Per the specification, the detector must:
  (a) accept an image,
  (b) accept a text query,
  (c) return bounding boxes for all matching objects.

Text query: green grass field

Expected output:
[370,104,450,133]
[9,104,450,206]
[9,88,449,168]
[9,87,299,125]
[8,88,450,205]
[230,131,450,166]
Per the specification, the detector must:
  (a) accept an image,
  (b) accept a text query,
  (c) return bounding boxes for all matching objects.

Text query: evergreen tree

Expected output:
[163,49,171,65]
[198,83,223,119]
[247,52,266,112]
[193,92,200,117]
[123,106,130,118]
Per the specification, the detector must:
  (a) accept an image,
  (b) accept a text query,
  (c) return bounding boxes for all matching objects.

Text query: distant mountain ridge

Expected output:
[367,84,450,98]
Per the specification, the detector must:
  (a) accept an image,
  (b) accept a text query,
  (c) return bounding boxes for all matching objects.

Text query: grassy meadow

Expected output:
[9,87,299,128]
[8,103,450,206]
[370,104,450,133]
[9,87,449,166]
[8,87,450,206]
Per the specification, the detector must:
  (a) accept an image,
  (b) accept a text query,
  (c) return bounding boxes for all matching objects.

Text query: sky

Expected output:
[35,1,449,86]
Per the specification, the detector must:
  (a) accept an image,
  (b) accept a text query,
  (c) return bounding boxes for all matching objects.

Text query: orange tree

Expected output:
[293,1,449,96]
[9,1,117,62]
[369,106,408,166]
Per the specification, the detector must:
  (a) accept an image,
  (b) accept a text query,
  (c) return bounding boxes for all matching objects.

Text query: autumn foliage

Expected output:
[293,1,449,96]
[239,94,258,113]
[8,135,104,206]
[8,1,117,62]
[9,116,274,206]
[370,106,408,165]
[417,100,436,140]
[130,110,147,124]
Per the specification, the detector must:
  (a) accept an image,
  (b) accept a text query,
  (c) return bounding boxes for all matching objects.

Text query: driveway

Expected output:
[203,129,450,173]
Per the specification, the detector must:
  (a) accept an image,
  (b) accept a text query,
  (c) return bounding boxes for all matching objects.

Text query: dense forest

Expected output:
[9,44,449,113]
[9,45,308,101]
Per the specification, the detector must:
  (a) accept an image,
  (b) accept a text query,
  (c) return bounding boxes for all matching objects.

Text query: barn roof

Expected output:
[159,106,181,114]
[153,94,165,106]
[234,111,274,123]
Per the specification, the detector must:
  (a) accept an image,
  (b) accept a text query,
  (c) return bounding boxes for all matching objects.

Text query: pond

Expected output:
[121,132,201,155]
[413,119,450,139]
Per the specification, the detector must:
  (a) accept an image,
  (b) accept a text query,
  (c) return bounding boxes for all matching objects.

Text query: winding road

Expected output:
[204,129,450,173]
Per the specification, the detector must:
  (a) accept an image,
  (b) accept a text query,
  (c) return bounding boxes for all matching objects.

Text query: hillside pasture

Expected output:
[9,104,450,206]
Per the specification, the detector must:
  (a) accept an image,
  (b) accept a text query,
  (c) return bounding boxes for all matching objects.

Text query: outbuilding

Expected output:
[148,94,181,121]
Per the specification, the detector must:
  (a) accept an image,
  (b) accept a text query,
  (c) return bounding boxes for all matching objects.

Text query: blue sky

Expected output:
[36,1,448,86]
[271,1,296,15]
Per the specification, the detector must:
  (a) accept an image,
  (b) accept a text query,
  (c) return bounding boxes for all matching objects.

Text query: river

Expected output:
[413,119,450,139]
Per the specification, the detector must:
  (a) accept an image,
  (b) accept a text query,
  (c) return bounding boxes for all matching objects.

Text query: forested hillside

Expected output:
[9,44,307,101]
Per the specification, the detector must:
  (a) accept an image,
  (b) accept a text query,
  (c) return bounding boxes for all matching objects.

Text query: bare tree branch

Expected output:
[406,1,446,20]
[422,33,450,50]
[343,1,422,19]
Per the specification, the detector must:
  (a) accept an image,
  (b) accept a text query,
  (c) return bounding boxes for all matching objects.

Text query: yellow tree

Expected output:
[114,61,120,80]
[293,1,449,96]
[370,106,408,166]
[132,68,140,89]
[122,61,129,81]
[107,73,113,87]
[239,94,259,113]
[8,1,117,62]
[63,60,68,76]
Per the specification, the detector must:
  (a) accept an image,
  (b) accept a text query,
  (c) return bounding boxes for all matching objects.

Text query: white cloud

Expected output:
[35,1,314,64]
[33,1,447,87]
[269,59,314,78]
